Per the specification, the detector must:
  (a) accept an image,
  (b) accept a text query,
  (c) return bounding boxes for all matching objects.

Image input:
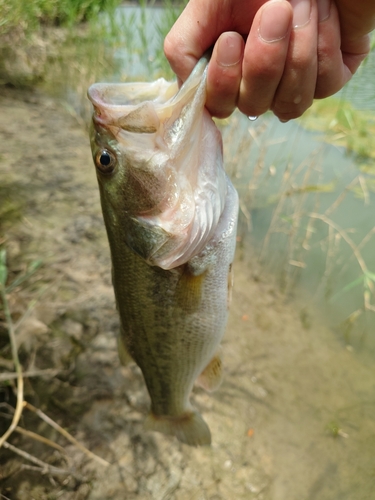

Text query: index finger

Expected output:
[164,0,264,82]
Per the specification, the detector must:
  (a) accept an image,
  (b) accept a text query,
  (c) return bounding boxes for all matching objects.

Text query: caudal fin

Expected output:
[145,411,211,446]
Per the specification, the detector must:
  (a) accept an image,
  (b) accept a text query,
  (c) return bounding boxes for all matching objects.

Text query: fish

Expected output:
[87,55,239,446]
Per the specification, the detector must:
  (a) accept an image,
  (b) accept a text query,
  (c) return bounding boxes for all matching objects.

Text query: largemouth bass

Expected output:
[88,56,238,446]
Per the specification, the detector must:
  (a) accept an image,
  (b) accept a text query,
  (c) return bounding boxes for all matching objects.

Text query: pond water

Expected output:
[340,47,375,111]
[224,113,375,351]
[37,5,375,498]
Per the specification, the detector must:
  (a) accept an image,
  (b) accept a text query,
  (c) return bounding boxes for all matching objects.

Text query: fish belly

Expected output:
[110,180,238,446]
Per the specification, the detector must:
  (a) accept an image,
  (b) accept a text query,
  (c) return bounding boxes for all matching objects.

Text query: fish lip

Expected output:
[88,84,119,128]
[91,112,109,128]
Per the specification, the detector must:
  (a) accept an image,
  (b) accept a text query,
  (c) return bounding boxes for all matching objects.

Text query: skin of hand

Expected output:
[164,0,375,121]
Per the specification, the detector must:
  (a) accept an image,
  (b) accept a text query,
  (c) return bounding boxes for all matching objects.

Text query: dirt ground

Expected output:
[1,86,375,500]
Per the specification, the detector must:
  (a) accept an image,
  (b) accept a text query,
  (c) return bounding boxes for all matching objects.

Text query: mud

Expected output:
[1,86,375,500]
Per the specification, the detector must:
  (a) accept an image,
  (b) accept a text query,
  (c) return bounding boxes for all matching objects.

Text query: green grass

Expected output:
[301,98,375,169]
[0,0,122,36]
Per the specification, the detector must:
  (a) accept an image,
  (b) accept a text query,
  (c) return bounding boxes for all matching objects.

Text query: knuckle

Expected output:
[238,100,269,118]
[243,53,283,81]
[252,64,282,81]
[163,36,174,61]
[272,99,312,120]
[209,105,233,119]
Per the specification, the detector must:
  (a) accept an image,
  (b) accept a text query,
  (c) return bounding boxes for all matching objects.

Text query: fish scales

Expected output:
[88,56,239,446]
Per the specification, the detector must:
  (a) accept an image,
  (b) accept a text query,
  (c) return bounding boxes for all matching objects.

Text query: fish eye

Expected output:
[95,149,116,174]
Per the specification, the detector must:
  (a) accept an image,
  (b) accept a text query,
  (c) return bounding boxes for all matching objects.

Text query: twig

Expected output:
[309,212,375,309]
[308,212,368,274]
[2,440,71,476]
[25,402,111,467]
[0,284,24,448]
[0,368,63,382]
[14,426,67,454]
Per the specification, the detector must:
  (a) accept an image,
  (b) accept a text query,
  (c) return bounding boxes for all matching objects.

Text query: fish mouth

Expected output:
[88,83,164,133]
[88,54,210,131]
[87,84,121,128]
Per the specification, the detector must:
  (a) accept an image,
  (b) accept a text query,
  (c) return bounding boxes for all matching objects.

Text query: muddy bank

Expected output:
[1,86,375,500]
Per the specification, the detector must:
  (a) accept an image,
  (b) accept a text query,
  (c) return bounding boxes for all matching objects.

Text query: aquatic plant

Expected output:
[301,98,375,168]
[222,108,375,348]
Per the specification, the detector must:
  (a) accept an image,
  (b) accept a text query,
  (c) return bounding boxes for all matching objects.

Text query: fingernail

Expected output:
[290,0,311,28]
[216,33,242,67]
[259,0,291,43]
[317,0,331,22]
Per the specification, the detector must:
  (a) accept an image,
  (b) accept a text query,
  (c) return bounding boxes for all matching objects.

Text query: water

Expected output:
[108,4,178,80]
[339,47,375,111]
[223,113,375,351]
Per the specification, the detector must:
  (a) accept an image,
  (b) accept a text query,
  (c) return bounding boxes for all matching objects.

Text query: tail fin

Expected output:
[145,411,211,446]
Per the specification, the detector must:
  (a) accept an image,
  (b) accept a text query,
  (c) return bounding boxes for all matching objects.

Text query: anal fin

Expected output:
[196,348,223,392]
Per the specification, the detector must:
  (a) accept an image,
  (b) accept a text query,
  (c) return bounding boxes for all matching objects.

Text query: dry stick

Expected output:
[356,226,375,255]
[0,368,62,382]
[325,177,358,217]
[309,212,375,310]
[309,213,368,274]
[25,402,111,467]
[14,426,67,454]
[284,152,321,295]
[358,174,370,206]
[0,285,24,448]
[2,441,73,477]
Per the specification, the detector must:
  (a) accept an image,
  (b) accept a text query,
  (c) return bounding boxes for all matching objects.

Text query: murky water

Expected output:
[222,113,375,350]
[340,47,375,111]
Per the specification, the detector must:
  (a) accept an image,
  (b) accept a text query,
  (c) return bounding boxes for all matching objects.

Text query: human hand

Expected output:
[164,0,373,121]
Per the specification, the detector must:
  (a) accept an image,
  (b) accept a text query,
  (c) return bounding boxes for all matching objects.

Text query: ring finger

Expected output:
[272,0,319,120]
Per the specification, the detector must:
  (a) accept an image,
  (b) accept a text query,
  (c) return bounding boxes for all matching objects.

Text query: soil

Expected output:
[1,85,375,500]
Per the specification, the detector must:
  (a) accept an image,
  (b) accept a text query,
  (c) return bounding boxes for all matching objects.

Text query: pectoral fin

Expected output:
[196,348,223,392]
